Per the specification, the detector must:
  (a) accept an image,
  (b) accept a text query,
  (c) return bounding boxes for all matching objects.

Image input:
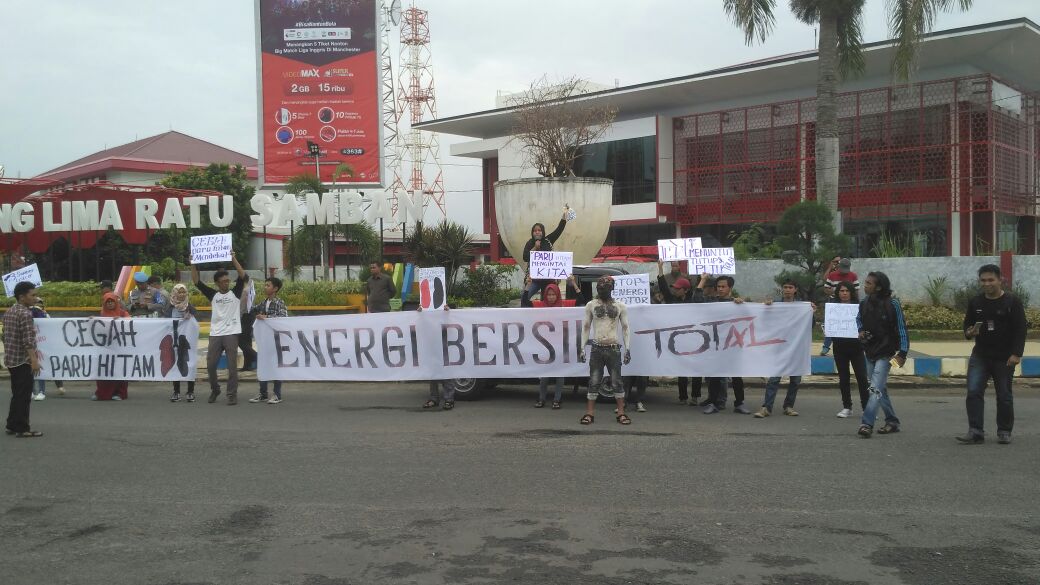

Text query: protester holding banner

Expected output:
[250,277,288,405]
[364,262,396,313]
[163,284,198,403]
[657,261,703,405]
[754,280,811,418]
[856,272,909,438]
[698,275,751,415]
[821,281,869,417]
[192,253,247,405]
[4,282,42,437]
[93,293,131,401]
[523,281,570,410]
[238,277,258,371]
[579,275,632,425]
[30,299,64,401]
[419,304,455,410]
[522,212,569,298]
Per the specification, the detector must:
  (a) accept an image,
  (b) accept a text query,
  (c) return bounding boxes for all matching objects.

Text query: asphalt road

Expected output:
[3,381,1039,585]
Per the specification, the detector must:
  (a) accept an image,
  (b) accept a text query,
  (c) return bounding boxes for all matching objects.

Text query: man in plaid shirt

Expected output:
[4,281,43,437]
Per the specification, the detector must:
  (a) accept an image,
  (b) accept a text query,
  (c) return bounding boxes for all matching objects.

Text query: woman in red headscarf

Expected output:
[93,293,131,401]
[521,277,581,409]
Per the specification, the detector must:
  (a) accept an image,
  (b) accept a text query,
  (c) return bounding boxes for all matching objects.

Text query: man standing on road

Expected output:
[579,275,632,426]
[700,275,750,415]
[192,252,247,405]
[755,280,810,418]
[856,271,908,438]
[957,264,1027,445]
[657,260,702,405]
[4,282,43,438]
[364,262,396,313]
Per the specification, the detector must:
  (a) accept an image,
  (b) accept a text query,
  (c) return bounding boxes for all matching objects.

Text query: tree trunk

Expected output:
[815,11,841,233]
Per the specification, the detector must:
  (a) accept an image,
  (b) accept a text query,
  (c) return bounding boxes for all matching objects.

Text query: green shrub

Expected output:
[453,264,519,307]
[953,279,1030,312]
[901,303,963,330]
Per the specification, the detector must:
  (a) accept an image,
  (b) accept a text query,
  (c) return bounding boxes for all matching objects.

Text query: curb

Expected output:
[810,356,1040,377]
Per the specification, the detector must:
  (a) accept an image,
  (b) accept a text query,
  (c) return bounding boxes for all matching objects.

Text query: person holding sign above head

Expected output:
[821,281,869,417]
[522,210,569,299]
[249,277,289,405]
[4,282,43,437]
[856,272,908,438]
[656,260,702,406]
[579,275,632,426]
[191,252,247,406]
[364,262,396,313]
[93,293,131,401]
[163,284,198,403]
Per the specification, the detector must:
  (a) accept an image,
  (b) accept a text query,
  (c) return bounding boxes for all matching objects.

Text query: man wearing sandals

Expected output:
[579,275,632,426]
[420,303,456,411]
[4,281,43,438]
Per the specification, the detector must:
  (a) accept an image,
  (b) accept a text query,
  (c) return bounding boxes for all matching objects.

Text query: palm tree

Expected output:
[723,0,973,232]
[402,219,475,295]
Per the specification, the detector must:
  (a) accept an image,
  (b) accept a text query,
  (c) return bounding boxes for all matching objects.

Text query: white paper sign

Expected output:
[3,263,43,297]
[824,303,860,339]
[611,274,650,305]
[36,318,201,381]
[658,238,703,261]
[190,233,233,264]
[687,247,736,275]
[254,302,812,381]
[417,267,447,310]
[529,251,573,279]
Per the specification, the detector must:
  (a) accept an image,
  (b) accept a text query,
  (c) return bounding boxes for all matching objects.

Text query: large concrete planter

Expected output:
[494,177,614,266]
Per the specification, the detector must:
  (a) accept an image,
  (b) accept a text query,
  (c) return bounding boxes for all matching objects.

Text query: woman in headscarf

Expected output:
[162,284,198,402]
[521,210,569,299]
[521,277,580,410]
[93,293,131,401]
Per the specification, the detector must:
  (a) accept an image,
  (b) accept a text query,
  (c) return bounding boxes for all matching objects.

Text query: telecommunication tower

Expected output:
[391,2,446,220]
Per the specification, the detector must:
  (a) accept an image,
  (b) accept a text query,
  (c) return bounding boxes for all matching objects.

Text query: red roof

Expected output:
[35,131,257,182]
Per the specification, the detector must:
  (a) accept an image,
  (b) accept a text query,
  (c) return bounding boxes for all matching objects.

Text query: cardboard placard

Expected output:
[190,234,233,264]
[529,251,573,279]
[824,303,860,339]
[686,247,736,275]
[417,267,447,310]
[658,238,702,261]
[611,274,651,305]
[3,263,43,297]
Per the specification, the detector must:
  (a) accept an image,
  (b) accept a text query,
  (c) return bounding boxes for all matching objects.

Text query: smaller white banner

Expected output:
[3,263,43,297]
[687,247,736,275]
[36,318,201,381]
[190,234,233,264]
[611,273,650,305]
[530,251,573,279]
[824,303,860,339]
[658,238,702,261]
[417,267,447,310]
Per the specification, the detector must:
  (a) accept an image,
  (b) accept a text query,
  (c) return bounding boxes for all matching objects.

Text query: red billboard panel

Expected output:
[256,0,382,187]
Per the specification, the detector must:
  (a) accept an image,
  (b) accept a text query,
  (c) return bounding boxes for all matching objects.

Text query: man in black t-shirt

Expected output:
[956,264,1027,445]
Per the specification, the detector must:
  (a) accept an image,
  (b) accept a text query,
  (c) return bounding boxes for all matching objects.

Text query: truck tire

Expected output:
[449,378,484,401]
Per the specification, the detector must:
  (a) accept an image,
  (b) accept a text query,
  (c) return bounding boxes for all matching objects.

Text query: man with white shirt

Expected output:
[192,252,247,405]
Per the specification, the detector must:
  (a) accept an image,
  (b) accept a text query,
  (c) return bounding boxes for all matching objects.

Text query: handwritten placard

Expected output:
[687,247,736,275]
[190,234,233,264]
[824,303,860,339]
[611,274,650,305]
[417,267,447,310]
[3,263,43,297]
[658,238,702,261]
[529,251,573,279]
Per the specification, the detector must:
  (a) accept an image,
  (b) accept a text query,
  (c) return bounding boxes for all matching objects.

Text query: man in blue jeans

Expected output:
[956,264,1027,445]
[755,279,811,418]
[856,272,909,438]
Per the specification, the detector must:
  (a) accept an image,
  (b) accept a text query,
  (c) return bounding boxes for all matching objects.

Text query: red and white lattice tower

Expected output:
[388,2,445,221]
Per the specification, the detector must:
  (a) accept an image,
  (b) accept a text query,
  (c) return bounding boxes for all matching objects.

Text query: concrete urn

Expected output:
[493,177,614,266]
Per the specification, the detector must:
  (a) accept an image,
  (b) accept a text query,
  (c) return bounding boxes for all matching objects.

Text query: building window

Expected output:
[573,136,656,205]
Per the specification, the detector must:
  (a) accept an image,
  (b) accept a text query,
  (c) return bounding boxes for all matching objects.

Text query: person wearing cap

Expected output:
[826,258,860,292]
[128,272,163,318]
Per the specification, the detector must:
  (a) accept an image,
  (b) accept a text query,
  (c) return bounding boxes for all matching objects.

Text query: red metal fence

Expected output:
[673,74,1039,226]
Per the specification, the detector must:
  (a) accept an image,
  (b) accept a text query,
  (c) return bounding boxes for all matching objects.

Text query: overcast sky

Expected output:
[1,0,1037,233]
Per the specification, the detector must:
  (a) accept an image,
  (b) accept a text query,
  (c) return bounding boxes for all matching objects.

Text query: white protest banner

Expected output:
[3,263,43,297]
[529,251,573,279]
[254,302,811,382]
[36,318,200,381]
[611,274,650,305]
[687,247,736,275]
[824,303,860,339]
[417,267,447,310]
[657,238,702,261]
[190,233,233,264]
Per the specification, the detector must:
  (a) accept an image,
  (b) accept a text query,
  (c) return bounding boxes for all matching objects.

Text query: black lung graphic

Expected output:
[433,277,444,308]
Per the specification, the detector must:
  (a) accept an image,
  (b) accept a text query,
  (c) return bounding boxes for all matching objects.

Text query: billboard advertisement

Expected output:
[255,0,382,187]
